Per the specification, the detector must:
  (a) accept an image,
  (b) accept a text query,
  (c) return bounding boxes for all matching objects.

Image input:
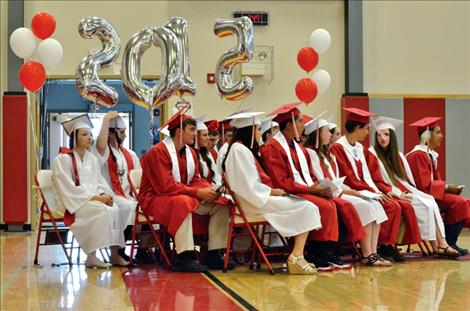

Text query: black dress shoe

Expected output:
[172,254,208,272]
[450,244,469,256]
[205,250,236,270]
[378,245,405,262]
[134,249,156,264]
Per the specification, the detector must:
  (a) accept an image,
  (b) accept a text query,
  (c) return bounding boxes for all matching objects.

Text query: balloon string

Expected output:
[148,101,154,147]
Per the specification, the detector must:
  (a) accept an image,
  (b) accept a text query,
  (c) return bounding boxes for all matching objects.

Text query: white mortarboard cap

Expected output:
[304,117,329,136]
[222,107,253,121]
[109,115,127,129]
[375,116,403,132]
[325,116,337,130]
[195,115,208,131]
[230,112,264,129]
[61,114,93,136]
[260,118,279,135]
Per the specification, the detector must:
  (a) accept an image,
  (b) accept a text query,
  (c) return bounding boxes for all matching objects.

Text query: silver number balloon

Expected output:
[76,16,121,108]
[121,26,182,109]
[164,17,197,97]
[214,17,254,101]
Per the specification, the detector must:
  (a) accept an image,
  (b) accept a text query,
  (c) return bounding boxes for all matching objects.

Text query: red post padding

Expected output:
[2,93,28,224]
[403,97,446,178]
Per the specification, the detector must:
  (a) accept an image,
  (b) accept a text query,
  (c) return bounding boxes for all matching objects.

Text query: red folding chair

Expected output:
[222,176,277,274]
[34,170,73,265]
[128,169,172,268]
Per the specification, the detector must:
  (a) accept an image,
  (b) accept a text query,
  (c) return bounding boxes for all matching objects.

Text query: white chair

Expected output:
[34,170,73,265]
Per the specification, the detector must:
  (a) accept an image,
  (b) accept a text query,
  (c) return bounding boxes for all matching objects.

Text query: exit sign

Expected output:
[233,11,269,26]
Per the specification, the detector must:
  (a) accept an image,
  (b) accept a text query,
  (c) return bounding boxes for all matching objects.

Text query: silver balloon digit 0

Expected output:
[121,26,182,109]
[214,17,254,101]
[76,16,121,108]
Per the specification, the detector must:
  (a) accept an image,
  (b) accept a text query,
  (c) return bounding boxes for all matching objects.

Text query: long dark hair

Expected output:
[222,126,264,173]
[374,129,407,184]
[198,146,215,179]
[303,127,331,162]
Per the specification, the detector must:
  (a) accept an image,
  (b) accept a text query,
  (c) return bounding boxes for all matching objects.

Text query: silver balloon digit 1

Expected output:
[214,17,254,101]
[76,16,121,108]
[164,17,196,97]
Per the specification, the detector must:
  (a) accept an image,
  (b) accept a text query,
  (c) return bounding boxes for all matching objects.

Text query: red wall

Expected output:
[403,98,446,178]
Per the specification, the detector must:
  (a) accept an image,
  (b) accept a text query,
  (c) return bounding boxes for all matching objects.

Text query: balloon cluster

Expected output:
[295,28,332,105]
[9,12,63,92]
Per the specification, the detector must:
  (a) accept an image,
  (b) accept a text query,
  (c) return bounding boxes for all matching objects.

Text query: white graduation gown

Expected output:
[225,142,322,237]
[368,147,445,240]
[306,148,388,226]
[52,150,126,254]
[91,145,140,226]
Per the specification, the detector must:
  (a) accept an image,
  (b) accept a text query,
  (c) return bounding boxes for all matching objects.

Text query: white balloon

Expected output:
[312,69,331,93]
[309,28,331,54]
[10,27,37,59]
[34,38,63,70]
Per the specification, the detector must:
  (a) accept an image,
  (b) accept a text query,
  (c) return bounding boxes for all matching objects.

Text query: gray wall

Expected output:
[445,98,470,197]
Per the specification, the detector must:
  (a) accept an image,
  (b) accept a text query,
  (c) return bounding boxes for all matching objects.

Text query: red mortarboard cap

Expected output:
[409,117,442,132]
[160,106,191,131]
[343,107,375,124]
[219,119,233,131]
[204,119,219,132]
[269,102,302,123]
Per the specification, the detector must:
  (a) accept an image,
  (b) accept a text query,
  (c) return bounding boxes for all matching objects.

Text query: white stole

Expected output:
[337,136,379,192]
[368,147,404,195]
[163,137,195,185]
[273,132,314,186]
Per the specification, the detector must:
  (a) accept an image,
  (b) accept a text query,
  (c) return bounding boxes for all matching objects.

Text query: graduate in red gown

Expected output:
[204,119,220,162]
[261,103,364,270]
[406,117,470,255]
[138,108,232,272]
[330,107,416,263]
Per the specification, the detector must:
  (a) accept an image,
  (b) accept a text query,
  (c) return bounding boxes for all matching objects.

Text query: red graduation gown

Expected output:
[318,156,366,242]
[365,149,422,245]
[139,142,215,236]
[330,143,402,245]
[261,138,340,242]
[406,149,470,225]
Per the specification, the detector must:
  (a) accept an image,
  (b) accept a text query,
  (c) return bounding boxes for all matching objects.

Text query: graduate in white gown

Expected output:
[91,111,140,260]
[367,117,459,258]
[193,116,223,189]
[303,116,391,266]
[52,114,129,268]
[223,112,322,274]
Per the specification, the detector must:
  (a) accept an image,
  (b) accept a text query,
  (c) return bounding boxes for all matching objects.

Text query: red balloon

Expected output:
[31,12,56,39]
[297,47,319,73]
[19,61,46,92]
[295,78,318,105]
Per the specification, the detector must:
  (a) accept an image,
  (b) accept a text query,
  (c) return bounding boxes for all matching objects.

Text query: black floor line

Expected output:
[204,271,257,311]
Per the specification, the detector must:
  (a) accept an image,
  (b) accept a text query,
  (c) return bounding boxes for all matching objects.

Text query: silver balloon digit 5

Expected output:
[76,16,121,108]
[214,17,254,101]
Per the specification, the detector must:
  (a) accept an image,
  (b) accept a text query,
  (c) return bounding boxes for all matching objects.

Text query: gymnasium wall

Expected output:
[24,1,346,121]
[363,1,470,95]
[0,1,8,224]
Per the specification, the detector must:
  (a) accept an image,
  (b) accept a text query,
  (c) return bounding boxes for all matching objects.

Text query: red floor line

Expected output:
[120,265,243,310]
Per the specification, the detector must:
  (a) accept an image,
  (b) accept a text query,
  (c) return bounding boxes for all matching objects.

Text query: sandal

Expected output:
[287,255,317,275]
[434,246,461,258]
[361,253,392,267]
